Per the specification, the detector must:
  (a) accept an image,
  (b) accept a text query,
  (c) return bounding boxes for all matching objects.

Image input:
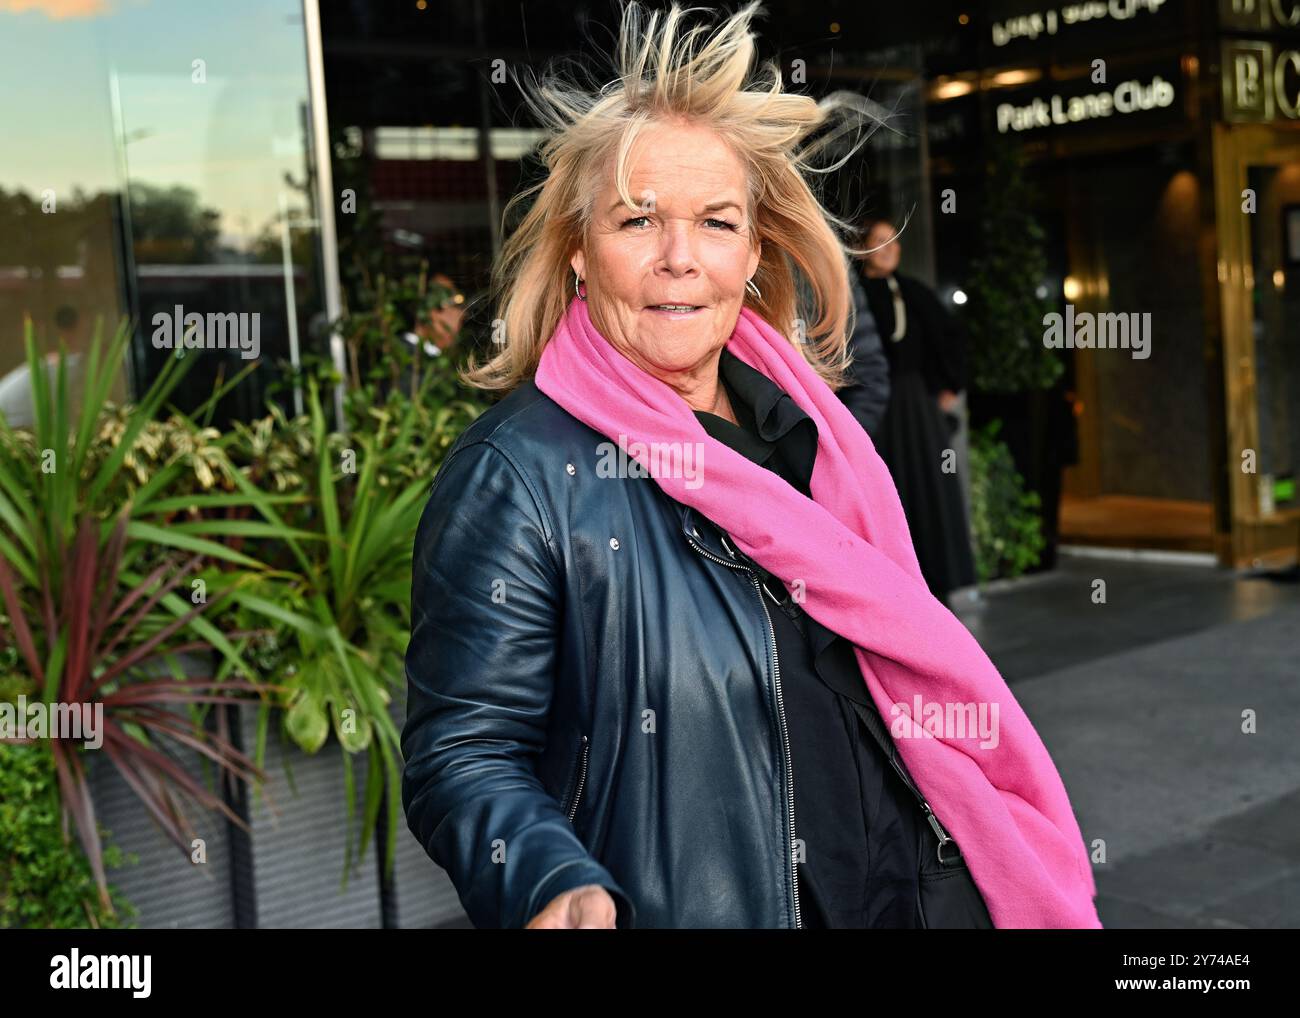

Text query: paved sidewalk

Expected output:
[952,551,1300,928]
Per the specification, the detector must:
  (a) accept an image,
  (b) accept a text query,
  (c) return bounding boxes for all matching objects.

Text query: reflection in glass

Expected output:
[1246,164,1300,516]
[0,0,326,430]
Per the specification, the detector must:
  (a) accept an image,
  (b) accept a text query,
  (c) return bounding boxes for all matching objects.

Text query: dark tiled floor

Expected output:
[1095,798,1300,930]
[949,552,1300,684]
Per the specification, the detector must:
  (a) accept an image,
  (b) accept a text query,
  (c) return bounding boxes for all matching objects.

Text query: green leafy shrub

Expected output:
[963,140,1063,394]
[968,419,1045,582]
[0,738,137,928]
[217,366,481,882]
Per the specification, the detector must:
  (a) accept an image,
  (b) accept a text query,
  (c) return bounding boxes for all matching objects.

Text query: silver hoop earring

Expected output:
[574,270,587,301]
[745,277,761,300]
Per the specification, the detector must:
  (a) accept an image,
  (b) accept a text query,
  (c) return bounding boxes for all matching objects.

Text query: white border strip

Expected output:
[1056,543,1217,567]
[302,0,347,429]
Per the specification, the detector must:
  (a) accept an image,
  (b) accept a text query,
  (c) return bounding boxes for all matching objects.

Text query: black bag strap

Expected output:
[716,521,964,867]
[847,698,964,867]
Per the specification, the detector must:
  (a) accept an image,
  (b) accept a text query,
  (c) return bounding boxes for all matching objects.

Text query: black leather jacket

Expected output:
[402,376,912,928]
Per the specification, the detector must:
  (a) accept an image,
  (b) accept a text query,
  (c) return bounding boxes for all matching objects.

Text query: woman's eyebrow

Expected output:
[604,198,743,216]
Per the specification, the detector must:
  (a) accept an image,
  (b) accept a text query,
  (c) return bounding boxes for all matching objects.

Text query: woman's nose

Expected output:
[657,221,700,275]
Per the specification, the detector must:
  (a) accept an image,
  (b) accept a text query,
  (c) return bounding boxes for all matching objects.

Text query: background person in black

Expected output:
[692,346,927,928]
[857,217,976,604]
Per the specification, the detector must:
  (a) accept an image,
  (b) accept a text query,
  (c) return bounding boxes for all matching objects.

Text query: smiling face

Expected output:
[570,118,761,400]
[863,220,901,277]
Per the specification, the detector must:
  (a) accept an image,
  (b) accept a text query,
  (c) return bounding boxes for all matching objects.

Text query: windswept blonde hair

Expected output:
[462,0,894,393]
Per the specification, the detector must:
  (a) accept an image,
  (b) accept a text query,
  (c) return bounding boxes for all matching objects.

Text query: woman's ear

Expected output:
[746,240,761,282]
[570,251,586,280]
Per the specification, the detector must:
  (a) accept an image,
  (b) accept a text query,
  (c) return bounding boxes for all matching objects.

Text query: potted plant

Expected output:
[0,318,292,922]
[962,139,1072,574]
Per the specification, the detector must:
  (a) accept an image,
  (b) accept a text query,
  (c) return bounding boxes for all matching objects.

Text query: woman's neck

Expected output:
[707,383,739,426]
[682,376,738,425]
[665,352,739,425]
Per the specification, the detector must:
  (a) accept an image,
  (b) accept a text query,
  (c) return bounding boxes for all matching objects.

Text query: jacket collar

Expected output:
[715,347,812,445]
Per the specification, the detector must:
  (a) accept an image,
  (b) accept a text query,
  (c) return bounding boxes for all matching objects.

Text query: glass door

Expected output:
[1213,122,1300,569]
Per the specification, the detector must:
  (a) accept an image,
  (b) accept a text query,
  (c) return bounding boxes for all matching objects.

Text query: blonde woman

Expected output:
[401,1,1100,930]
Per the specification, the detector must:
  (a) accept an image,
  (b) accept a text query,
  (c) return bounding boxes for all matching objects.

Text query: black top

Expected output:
[692,348,923,928]
[859,270,967,395]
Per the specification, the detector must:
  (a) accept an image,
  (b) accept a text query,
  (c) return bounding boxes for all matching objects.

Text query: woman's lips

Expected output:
[646,304,704,317]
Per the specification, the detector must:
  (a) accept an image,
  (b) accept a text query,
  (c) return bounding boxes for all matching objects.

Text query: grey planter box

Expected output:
[86,664,468,928]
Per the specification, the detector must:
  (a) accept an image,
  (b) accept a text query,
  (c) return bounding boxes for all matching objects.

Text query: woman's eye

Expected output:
[620,215,737,230]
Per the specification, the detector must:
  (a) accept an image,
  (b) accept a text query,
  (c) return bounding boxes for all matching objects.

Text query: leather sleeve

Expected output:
[836,274,892,439]
[401,438,636,928]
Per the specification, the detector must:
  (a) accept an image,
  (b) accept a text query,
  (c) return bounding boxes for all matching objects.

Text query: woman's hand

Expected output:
[937,389,960,414]
[525,884,619,929]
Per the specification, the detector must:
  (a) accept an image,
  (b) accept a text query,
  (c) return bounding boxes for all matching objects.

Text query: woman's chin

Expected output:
[634,335,726,374]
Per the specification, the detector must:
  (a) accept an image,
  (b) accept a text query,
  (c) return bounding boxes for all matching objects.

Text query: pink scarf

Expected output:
[535,295,1101,929]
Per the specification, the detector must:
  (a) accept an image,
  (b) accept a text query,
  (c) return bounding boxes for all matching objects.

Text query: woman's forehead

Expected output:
[620,121,743,170]
[599,139,749,213]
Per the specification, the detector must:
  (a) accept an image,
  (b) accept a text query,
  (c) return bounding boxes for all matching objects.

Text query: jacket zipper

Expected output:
[566,734,590,823]
[686,526,802,929]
